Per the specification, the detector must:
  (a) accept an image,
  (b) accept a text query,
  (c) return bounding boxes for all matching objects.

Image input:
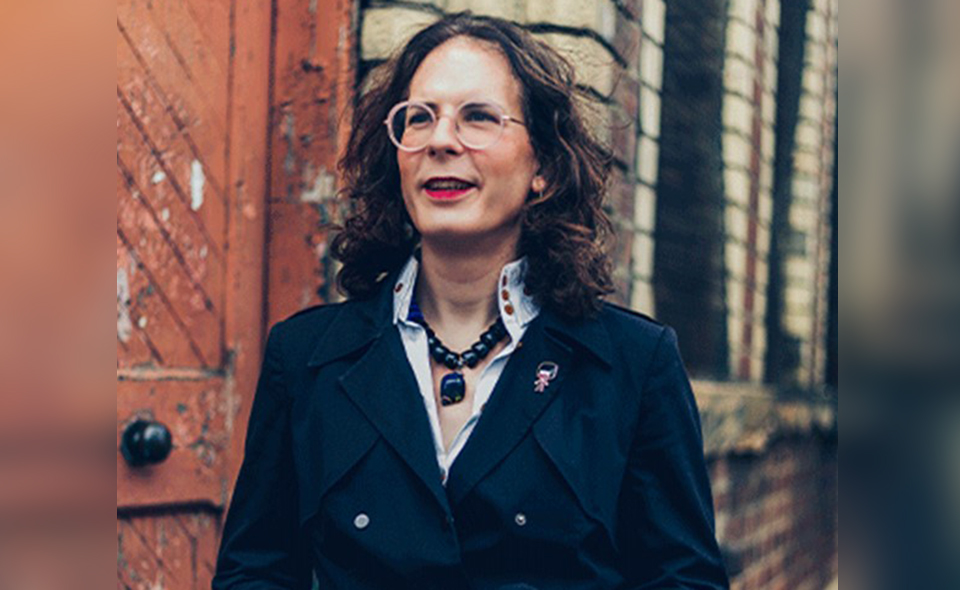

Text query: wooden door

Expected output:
[117,0,354,586]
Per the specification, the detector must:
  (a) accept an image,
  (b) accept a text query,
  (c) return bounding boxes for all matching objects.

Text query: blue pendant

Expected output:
[440,372,466,406]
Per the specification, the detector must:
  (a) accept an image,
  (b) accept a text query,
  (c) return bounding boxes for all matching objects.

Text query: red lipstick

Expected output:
[422,177,477,201]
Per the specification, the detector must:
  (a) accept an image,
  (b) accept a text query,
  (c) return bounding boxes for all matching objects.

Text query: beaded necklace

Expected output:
[408,299,508,406]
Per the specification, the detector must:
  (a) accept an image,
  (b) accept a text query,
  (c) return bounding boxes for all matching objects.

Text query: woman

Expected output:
[214,12,728,590]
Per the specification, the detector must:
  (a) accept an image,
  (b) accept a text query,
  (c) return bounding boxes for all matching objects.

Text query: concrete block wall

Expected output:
[720,0,781,383]
[356,0,667,313]
[780,0,838,387]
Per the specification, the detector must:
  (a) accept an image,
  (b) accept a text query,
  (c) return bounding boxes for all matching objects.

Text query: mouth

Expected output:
[422,177,478,201]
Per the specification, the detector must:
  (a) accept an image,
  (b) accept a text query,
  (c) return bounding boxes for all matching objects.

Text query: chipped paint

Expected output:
[138,316,149,329]
[301,164,335,203]
[151,171,166,184]
[117,267,133,343]
[283,111,297,174]
[161,208,171,222]
[190,160,205,211]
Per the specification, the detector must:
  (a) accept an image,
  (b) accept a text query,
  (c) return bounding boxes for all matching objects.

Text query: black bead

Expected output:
[442,352,461,370]
[431,345,448,362]
[480,332,498,348]
[427,336,438,347]
[471,341,490,358]
[462,350,480,368]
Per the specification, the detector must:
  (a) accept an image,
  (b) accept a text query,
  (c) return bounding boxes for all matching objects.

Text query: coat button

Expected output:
[514,512,527,527]
[353,513,370,530]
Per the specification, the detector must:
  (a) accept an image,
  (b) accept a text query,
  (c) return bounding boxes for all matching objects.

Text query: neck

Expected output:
[416,238,517,350]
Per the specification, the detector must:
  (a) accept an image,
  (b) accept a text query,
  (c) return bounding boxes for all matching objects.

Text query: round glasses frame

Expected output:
[384,100,525,152]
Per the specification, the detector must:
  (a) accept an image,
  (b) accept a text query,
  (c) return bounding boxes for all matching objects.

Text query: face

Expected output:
[397,37,544,251]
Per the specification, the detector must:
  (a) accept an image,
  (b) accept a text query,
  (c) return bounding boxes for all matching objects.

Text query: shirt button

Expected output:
[514,512,527,527]
[353,513,370,530]
[504,303,515,315]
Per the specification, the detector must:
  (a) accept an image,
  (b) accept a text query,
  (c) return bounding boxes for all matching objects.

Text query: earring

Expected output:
[529,180,546,205]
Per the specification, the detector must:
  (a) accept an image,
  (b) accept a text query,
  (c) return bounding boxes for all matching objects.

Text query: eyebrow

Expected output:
[414,99,507,111]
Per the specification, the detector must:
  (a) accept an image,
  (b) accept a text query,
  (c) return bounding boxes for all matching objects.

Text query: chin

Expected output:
[418,223,521,251]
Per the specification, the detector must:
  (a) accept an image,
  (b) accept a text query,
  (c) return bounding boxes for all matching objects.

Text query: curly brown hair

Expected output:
[332,12,614,320]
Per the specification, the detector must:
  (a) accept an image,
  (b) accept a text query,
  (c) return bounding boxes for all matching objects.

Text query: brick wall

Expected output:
[721,0,780,382]
[710,434,838,590]
[776,0,838,388]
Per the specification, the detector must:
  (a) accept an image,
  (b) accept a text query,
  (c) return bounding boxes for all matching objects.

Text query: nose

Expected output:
[426,114,463,156]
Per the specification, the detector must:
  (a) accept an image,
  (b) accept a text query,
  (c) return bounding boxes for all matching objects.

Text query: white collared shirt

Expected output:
[392,255,540,486]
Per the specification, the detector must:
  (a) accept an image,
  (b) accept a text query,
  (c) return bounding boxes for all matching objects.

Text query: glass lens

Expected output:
[456,102,504,149]
[389,103,435,150]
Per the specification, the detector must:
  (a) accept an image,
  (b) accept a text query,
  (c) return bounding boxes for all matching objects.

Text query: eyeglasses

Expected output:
[384,100,525,152]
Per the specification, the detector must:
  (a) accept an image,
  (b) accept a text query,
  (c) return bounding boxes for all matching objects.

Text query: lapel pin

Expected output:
[533,361,559,393]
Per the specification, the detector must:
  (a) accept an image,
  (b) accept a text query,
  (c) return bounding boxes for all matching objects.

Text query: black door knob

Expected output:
[121,419,173,467]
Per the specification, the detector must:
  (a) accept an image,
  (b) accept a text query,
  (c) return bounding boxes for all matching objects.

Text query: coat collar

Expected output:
[306,276,395,369]
[307,277,614,372]
[305,276,615,512]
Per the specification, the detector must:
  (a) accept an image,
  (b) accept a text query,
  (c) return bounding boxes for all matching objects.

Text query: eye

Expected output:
[461,105,500,124]
[406,108,433,127]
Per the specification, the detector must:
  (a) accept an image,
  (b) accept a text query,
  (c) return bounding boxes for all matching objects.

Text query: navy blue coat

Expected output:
[213,280,728,589]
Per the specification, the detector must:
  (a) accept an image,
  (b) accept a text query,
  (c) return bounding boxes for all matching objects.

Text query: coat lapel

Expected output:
[446,307,614,508]
[307,280,452,516]
[446,314,562,507]
[337,327,451,513]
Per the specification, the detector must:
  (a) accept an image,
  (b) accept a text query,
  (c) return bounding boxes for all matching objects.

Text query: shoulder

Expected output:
[266,298,368,358]
[595,302,683,383]
[597,301,670,346]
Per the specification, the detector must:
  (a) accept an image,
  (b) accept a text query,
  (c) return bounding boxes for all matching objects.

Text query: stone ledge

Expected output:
[692,379,837,457]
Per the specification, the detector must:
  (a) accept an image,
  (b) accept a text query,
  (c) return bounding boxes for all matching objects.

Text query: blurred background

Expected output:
[22,0,960,588]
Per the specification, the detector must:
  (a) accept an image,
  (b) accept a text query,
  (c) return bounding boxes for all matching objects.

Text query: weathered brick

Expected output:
[640,0,666,45]
[525,0,617,42]
[806,9,827,42]
[723,132,752,169]
[639,84,661,137]
[636,135,659,185]
[724,56,755,98]
[723,94,754,135]
[726,241,748,280]
[639,36,663,88]
[726,168,752,206]
[360,7,439,60]
[629,278,655,314]
[766,0,781,27]
[726,19,756,61]
[633,183,657,231]
[631,232,655,279]
[535,32,618,96]
[445,0,521,20]
[726,205,750,242]
[729,0,758,24]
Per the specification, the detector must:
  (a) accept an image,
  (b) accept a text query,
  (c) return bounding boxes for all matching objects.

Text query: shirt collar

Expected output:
[392,255,540,341]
